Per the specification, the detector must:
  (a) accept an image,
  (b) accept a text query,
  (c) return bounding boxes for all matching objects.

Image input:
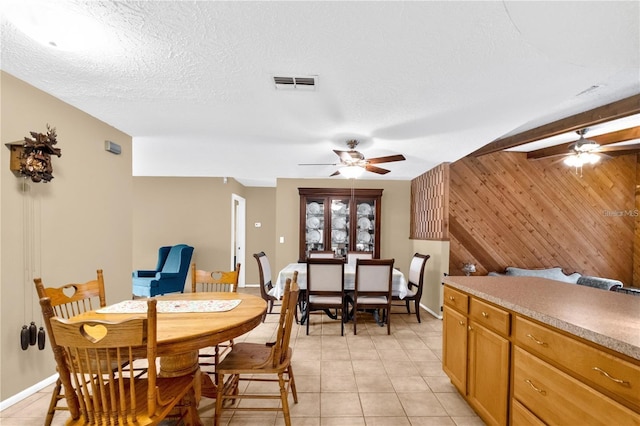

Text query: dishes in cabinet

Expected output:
[357,217,371,230]
[332,202,347,214]
[306,216,320,229]
[307,230,321,243]
[307,202,321,214]
[357,203,372,215]
[332,230,347,243]
[332,216,346,230]
[357,230,371,243]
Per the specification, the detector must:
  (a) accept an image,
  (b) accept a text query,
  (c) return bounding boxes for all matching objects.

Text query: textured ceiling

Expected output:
[1,1,639,186]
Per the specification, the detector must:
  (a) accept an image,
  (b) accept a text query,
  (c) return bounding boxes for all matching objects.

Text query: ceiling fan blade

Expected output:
[364,164,390,174]
[330,170,341,177]
[366,154,406,164]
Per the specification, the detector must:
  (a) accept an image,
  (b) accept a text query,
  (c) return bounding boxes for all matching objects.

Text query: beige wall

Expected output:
[245,186,276,285]
[132,176,246,281]
[1,71,133,400]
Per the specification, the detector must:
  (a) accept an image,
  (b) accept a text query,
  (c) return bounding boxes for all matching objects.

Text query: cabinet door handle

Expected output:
[526,334,548,347]
[458,320,465,326]
[448,296,455,301]
[525,379,546,395]
[481,311,489,318]
[592,367,630,386]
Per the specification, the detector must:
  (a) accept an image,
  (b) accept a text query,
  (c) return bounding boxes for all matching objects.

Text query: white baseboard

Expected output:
[421,303,443,320]
[0,374,58,412]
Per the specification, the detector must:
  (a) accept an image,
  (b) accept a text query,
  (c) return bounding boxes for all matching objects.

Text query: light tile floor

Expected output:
[0,288,485,425]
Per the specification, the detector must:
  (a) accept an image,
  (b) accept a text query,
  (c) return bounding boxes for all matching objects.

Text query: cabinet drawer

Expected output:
[513,346,640,425]
[469,298,510,336]
[515,316,640,410]
[444,286,468,313]
[511,399,545,426]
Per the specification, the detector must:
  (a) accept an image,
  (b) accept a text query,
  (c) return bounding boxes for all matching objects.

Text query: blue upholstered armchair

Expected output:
[132,244,194,297]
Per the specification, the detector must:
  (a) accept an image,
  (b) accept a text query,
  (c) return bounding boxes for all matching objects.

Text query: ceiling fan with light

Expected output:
[563,128,602,169]
[299,139,406,178]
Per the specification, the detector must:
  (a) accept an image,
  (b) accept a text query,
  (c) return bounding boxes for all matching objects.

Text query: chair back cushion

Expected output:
[307,259,344,292]
[155,246,173,271]
[257,254,272,286]
[347,251,373,266]
[408,253,430,286]
[356,260,393,292]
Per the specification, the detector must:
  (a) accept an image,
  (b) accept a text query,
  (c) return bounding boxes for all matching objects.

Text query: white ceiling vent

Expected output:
[273,75,317,91]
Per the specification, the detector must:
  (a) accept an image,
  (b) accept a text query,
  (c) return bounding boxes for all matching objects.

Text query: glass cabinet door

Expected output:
[354,199,376,252]
[299,188,382,262]
[330,197,350,258]
[304,198,325,257]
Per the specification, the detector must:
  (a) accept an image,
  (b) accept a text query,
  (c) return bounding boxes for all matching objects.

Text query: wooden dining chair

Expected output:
[306,258,345,335]
[253,251,280,321]
[34,271,107,426]
[191,263,241,380]
[214,272,299,426]
[392,253,430,323]
[45,297,197,425]
[351,258,394,335]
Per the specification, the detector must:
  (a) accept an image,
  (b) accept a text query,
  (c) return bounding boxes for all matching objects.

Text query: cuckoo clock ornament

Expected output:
[19,124,62,183]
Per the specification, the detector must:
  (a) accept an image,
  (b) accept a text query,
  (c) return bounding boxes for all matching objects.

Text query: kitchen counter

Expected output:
[442,275,640,361]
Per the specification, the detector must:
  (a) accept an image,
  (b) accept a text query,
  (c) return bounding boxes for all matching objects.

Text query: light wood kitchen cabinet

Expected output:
[442,276,640,426]
[443,305,467,393]
[468,319,510,425]
[298,187,382,261]
[443,285,511,426]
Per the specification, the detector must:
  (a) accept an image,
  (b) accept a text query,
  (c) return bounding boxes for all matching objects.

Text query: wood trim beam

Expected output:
[527,126,640,160]
[471,94,640,157]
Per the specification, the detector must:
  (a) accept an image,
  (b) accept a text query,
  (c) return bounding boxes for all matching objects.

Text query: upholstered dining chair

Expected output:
[351,258,394,335]
[191,263,241,381]
[308,250,336,259]
[253,251,279,321]
[306,258,345,335]
[34,270,107,426]
[45,297,197,425]
[392,253,430,323]
[347,251,373,266]
[132,244,194,297]
[214,273,299,426]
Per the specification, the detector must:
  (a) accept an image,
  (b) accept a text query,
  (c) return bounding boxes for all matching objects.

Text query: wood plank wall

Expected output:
[411,151,639,286]
[410,163,450,240]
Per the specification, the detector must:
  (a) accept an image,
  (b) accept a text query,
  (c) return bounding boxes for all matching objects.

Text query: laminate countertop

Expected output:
[442,275,640,361]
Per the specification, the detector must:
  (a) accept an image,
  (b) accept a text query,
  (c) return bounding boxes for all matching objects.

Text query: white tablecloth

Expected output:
[270,263,408,300]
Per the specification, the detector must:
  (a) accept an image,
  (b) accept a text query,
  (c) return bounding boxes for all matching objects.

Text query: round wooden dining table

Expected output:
[72,292,267,425]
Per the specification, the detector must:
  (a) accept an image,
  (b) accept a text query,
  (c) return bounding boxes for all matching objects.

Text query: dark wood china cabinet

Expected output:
[298,188,382,262]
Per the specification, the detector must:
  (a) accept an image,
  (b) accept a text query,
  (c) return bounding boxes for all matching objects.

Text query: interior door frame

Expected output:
[231,194,246,287]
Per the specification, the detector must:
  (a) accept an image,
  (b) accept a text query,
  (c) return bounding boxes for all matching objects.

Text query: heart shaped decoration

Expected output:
[62,285,78,299]
[212,272,223,281]
[80,324,107,343]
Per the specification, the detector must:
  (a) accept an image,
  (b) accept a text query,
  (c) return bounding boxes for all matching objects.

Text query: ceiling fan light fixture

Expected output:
[563,152,600,168]
[340,165,365,179]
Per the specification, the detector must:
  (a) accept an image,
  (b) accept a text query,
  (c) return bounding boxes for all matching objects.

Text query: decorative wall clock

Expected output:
[8,124,62,182]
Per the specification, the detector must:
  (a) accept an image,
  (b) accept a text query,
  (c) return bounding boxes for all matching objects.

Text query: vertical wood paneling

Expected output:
[447,152,637,285]
[635,155,640,286]
[410,163,449,240]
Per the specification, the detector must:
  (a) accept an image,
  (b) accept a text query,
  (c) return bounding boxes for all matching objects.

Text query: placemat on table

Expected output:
[97,299,242,314]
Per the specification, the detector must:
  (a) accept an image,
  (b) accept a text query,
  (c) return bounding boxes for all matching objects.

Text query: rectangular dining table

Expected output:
[270,262,408,299]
